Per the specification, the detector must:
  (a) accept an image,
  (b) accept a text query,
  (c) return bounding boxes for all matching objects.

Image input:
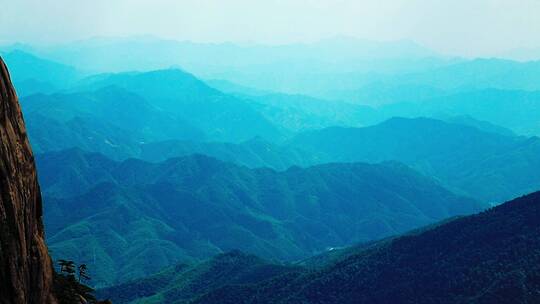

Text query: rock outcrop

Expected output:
[0,57,56,303]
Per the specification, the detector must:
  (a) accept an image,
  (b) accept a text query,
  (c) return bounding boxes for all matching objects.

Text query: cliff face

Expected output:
[0,58,56,303]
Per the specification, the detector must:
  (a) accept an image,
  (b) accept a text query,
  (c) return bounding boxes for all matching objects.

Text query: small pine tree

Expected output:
[78,264,91,283]
[57,259,70,273]
[58,260,76,277]
[54,260,100,304]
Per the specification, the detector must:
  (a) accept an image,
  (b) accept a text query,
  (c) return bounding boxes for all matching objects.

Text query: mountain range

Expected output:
[37,150,483,287]
[4,49,540,143]
[290,117,540,203]
[86,116,540,205]
[6,41,540,109]
[13,60,539,205]
[9,36,440,74]
[98,191,540,304]
[1,36,540,304]
[379,88,540,136]
[27,97,540,205]
[0,50,83,96]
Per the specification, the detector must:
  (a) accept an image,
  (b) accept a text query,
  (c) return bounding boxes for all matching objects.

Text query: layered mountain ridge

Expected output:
[99,190,540,304]
[37,149,484,286]
[3,44,540,303]
[290,117,540,202]
[193,191,540,304]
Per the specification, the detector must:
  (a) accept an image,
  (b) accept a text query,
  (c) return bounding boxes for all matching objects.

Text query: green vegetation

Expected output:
[192,191,540,303]
[96,251,299,304]
[1,50,83,96]
[21,86,203,158]
[11,51,540,206]
[290,117,540,203]
[39,151,483,287]
[5,46,540,302]
[33,115,540,204]
[380,88,540,136]
[138,137,313,170]
[96,191,540,303]
[54,260,103,304]
[74,69,282,143]
[241,93,380,132]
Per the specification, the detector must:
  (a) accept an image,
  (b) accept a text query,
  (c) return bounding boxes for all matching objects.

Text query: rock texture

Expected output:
[0,57,56,303]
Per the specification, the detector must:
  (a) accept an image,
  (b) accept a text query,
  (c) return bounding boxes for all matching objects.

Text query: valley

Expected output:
[1,19,540,303]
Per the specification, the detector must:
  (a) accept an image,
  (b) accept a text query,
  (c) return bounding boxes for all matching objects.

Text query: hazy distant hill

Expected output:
[20,36,439,73]
[329,82,448,106]
[20,91,203,160]
[39,151,482,286]
[206,80,382,132]
[25,110,148,160]
[7,42,540,105]
[74,69,282,142]
[138,137,313,170]
[392,58,540,91]
[10,37,458,98]
[290,117,540,203]
[1,50,82,96]
[30,114,540,204]
[435,115,516,137]
[206,79,271,96]
[245,93,380,132]
[19,68,285,159]
[23,86,204,143]
[380,88,540,136]
[309,58,540,104]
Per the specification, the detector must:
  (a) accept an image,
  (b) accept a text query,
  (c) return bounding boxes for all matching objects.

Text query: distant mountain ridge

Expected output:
[1,50,83,96]
[12,37,440,73]
[380,88,540,136]
[138,137,313,170]
[290,117,540,203]
[21,85,205,152]
[49,68,281,143]
[243,92,379,132]
[3,38,540,304]
[38,150,483,287]
[30,114,540,204]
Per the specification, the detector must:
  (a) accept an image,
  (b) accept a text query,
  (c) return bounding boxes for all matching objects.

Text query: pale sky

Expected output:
[1,0,540,57]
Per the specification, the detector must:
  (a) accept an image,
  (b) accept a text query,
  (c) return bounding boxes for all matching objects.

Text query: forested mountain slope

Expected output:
[291,117,540,202]
[195,191,540,304]
[38,150,483,286]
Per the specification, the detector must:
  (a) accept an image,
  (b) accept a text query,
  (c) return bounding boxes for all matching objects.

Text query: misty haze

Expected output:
[0,1,540,304]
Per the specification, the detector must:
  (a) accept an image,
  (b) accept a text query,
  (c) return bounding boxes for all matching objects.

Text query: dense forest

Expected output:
[94,191,540,303]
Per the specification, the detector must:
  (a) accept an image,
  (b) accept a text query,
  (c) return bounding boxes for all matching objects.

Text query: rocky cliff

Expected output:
[0,57,56,303]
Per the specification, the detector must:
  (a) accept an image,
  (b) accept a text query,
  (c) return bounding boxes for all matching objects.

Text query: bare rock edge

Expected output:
[0,57,57,304]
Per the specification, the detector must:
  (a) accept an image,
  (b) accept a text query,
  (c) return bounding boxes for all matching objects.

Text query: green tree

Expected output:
[58,259,76,276]
[54,260,101,304]
[78,264,91,283]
